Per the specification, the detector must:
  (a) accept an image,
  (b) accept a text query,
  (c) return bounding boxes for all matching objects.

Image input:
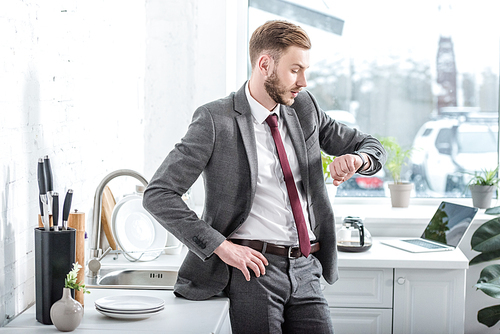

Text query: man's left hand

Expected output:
[328,154,365,186]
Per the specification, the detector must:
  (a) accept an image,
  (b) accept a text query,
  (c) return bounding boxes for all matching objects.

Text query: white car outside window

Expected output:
[411,113,498,196]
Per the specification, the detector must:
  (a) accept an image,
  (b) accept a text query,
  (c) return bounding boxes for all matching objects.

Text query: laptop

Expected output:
[381,201,478,253]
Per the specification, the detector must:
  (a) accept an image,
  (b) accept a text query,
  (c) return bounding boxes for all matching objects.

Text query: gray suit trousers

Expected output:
[226,253,334,334]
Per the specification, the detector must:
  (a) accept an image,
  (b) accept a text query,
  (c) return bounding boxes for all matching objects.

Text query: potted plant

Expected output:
[468,167,499,209]
[470,206,500,328]
[379,136,413,207]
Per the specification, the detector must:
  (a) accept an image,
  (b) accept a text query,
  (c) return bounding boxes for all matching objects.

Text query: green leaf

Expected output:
[378,136,413,183]
[64,262,89,294]
[321,152,335,181]
[478,264,500,284]
[471,217,500,252]
[476,283,500,299]
[478,305,500,327]
[486,206,500,215]
[475,265,500,298]
[468,166,500,187]
[470,250,500,266]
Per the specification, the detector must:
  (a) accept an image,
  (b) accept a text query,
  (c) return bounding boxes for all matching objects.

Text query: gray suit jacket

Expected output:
[143,82,386,300]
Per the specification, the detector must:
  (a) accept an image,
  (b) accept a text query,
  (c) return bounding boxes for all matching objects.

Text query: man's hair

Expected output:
[249,20,311,69]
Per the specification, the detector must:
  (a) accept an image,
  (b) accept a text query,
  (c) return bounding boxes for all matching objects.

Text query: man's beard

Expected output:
[264,71,293,106]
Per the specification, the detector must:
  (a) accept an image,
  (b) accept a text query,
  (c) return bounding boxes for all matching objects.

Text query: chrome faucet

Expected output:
[87,169,148,277]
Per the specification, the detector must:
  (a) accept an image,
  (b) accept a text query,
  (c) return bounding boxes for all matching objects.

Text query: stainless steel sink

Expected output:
[86,268,178,290]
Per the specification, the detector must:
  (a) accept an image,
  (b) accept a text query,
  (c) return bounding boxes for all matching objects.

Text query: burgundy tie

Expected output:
[266,114,311,257]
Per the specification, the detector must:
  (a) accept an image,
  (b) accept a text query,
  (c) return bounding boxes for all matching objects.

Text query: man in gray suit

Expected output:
[144,20,386,333]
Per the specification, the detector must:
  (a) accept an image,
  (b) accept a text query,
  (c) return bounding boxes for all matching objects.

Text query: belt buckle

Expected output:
[288,246,300,259]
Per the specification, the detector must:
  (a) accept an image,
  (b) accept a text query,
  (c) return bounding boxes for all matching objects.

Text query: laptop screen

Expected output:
[421,202,478,247]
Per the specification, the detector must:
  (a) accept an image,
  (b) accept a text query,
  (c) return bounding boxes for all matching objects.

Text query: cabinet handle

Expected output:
[397,277,406,285]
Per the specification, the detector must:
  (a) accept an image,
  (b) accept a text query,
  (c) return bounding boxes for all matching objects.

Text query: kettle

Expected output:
[337,216,372,252]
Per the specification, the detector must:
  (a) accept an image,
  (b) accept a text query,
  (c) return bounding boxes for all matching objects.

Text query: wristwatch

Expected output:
[353,151,368,173]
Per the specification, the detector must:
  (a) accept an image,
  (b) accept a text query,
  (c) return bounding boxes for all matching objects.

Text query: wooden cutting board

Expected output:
[101,185,118,250]
[68,211,85,306]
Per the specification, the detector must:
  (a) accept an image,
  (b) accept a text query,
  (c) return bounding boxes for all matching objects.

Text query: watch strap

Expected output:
[353,151,368,173]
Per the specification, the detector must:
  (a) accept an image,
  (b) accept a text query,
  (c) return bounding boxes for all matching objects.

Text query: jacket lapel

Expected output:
[234,83,258,203]
[281,105,310,193]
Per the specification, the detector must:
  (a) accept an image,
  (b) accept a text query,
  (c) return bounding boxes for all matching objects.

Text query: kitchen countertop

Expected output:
[0,288,230,333]
[337,238,469,270]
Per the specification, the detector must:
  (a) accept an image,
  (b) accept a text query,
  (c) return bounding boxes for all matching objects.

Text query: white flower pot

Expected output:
[470,185,496,209]
[388,183,413,208]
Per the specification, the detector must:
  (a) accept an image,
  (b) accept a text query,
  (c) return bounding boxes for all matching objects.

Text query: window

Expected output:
[248,0,499,198]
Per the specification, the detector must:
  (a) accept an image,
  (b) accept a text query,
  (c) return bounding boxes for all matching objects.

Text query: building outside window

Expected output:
[248,0,500,198]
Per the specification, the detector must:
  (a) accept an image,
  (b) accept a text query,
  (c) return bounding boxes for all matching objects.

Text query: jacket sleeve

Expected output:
[143,106,227,260]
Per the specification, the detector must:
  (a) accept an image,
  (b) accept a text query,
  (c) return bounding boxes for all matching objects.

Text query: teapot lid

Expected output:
[343,216,363,224]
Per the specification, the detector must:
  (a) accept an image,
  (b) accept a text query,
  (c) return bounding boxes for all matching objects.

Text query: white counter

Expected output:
[0,288,230,334]
[337,238,469,270]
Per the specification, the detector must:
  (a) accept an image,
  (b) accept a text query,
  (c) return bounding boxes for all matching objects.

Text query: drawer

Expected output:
[330,307,393,334]
[321,268,393,308]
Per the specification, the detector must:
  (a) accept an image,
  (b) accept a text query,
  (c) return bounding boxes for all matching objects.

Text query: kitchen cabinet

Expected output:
[327,238,468,334]
[393,268,466,334]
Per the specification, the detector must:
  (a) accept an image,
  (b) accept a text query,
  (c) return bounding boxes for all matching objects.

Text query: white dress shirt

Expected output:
[231,82,316,246]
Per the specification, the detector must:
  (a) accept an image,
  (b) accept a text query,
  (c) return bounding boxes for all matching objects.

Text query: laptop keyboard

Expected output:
[403,239,447,249]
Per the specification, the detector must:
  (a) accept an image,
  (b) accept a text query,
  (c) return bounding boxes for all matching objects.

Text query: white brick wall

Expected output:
[0,0,147,325]
[0,0,242,326]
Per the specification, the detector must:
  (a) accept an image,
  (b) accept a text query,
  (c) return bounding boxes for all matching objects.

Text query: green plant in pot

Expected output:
[468,167,499,209]
[379,136,413,207]
[470,206,500,328]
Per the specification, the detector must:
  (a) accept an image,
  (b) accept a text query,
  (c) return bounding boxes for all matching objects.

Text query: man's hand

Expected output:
[328,153,368,186]
[214,240,269,281]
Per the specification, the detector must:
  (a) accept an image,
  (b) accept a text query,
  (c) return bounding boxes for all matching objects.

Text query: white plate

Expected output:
[95,304,164,314]
[95,304,165,314]
[96,307,164,319]
[95,295,165,311]
[112,195,167,261]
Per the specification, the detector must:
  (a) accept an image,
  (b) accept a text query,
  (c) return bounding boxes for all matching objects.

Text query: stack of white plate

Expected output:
[95,295,165,319]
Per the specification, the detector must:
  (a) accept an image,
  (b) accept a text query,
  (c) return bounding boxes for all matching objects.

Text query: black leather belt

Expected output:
[231,239,320,258]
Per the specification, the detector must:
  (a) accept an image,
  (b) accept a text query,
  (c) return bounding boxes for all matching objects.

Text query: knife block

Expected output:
[37,212,86,306]
[34,227,76,325]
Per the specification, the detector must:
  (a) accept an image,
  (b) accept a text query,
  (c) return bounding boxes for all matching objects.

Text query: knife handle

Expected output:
[43,156,53,192]
[52,192,59,230]
[62,189,73,223]
[37,158,46,195]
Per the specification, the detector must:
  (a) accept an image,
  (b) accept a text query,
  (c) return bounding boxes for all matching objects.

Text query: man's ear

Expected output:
[257,54,273,77]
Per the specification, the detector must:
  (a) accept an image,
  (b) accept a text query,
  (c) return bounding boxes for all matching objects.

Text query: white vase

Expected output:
[50,288,83,332]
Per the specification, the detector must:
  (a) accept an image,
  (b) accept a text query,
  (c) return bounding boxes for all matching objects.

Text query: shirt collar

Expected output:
[245,81,280,124]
